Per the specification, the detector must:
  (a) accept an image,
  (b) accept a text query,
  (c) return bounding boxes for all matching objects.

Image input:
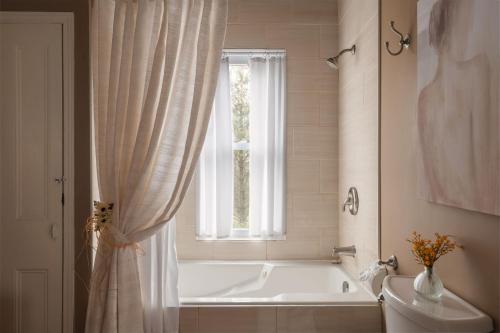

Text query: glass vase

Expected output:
[413,266,444,301]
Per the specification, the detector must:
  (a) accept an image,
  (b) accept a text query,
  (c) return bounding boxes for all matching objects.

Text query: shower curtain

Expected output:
[87,0,227,332]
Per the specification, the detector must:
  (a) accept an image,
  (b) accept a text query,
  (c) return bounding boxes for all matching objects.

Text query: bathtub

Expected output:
[178,260,382,333]
[179,260,377,305]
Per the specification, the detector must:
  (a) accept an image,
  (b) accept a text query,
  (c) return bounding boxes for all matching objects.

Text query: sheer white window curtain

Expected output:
[138,220,178,333]
[196,58,233,239]
[197,52,286,240]
[249,54,286,239]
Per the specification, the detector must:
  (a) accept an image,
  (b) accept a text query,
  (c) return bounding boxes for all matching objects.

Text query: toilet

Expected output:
[382,275,493,333]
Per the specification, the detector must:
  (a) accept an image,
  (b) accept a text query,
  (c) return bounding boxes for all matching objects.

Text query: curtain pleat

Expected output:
[196,59,233,239]
[87,0,228,332]
[249,55,286,238]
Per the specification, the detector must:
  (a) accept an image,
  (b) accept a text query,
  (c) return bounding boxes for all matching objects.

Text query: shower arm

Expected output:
[337,45,356,58]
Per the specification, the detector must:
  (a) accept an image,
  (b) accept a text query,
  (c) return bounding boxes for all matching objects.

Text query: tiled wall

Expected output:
[337,0,379,276]
[179,306,381,333]
[176,0,339,260]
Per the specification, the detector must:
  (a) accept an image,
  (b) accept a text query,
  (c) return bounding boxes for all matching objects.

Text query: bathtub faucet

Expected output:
[332,245,356,258]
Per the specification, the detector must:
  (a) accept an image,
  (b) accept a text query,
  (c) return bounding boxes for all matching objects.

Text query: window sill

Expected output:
[195,235,286,242]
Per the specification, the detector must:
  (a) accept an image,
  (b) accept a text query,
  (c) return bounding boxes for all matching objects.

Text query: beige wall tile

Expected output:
[176,236,214,260]
[358,22,379,69]
[177,223,196,239]
[319,160,338,193]
[286,130,294,158]
[286,195,294,227]
[337,0,352,23]
[338,0,378,45]
[198,307,276,333]
[182,305,381,333]
[230,0,291,24]
[227,0,240,24]
[364,66,379,109]
[180,308,198,333]
[319,227,337,257]
[267,240,320,259]
[288,74,336,93]
[287,59,331,75]
[320,25,338,59]
[288,160,320,193]
[212,241,267,260]
[319,92,337,126]
[277,306,381,333]
[224,24,267,48]
[293,193,337,226]
[285,225,322,241]
[287,92,320,126]
[293,127,337,160]
[318,74,339,92]
[266,24,320,58]
[291,0,338,25]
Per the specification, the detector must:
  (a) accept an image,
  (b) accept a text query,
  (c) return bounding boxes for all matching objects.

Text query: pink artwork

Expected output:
[417,0,500,216]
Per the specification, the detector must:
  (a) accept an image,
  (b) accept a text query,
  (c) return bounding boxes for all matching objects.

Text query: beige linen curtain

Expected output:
[86,0,227,331]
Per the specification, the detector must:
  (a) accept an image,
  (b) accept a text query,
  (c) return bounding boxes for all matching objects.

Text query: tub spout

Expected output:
[332,245,356,257]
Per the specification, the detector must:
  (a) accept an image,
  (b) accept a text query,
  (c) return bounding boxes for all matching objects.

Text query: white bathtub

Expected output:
[178,260,377,306]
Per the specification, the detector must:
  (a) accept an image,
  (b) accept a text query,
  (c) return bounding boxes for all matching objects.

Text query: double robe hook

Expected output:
[385,21,411,56]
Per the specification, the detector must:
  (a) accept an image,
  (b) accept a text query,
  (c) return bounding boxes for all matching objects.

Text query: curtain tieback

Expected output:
[105,224,138,249]
[86,201,140,251]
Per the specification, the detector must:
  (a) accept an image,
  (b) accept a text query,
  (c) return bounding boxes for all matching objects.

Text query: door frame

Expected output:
[0,12,75,333]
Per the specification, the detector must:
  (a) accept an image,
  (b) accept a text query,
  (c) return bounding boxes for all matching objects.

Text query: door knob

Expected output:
[54,177,66,184]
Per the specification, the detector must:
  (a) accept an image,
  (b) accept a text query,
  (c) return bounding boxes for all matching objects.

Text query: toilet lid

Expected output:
[382,276,493,332]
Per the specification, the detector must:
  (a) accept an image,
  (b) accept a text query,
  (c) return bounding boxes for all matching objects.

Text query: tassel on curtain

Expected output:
[86,0,228,332]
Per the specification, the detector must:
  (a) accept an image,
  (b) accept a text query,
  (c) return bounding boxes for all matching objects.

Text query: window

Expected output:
[230,61,250,232]
[196,50,286,240]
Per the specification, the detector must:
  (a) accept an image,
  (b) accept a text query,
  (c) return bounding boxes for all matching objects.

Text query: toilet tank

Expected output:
[382,276,493,333]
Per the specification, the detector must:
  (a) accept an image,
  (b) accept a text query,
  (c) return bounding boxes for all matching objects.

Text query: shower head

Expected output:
[326,57,339,69]
[326,44,356,70]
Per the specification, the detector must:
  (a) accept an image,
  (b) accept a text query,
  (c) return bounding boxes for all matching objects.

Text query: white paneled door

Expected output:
[1,21,65,332]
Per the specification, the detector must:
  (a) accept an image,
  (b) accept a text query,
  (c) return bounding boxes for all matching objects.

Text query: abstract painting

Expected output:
[417,0,499,215]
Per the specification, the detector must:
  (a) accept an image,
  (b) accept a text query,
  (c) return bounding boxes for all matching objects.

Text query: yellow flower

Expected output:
[407,232,461,268]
